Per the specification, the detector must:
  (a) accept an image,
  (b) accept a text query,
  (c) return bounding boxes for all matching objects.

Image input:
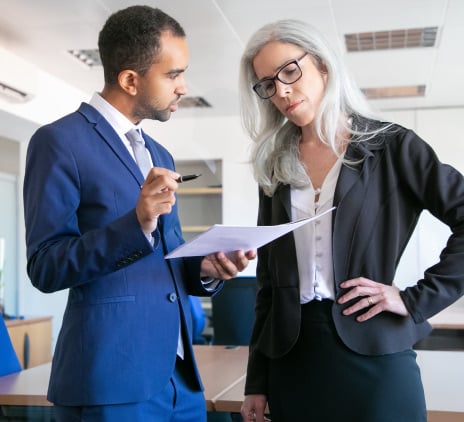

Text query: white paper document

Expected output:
[165,206,335,259]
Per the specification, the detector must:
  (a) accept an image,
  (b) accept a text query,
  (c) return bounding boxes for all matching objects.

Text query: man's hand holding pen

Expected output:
[136,167,199,235]
[135,166,256,276]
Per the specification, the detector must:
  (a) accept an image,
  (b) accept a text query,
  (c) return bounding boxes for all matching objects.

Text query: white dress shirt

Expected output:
[89,92,153,166]
[291,158,342,303]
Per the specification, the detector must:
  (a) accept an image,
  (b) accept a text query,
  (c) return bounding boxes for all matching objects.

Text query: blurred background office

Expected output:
[0,0,463,416]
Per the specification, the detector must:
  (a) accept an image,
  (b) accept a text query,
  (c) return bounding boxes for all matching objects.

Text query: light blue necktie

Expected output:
[126,128,151,178]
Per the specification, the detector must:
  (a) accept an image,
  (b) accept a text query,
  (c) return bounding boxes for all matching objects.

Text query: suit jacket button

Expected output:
[168,292,178,302]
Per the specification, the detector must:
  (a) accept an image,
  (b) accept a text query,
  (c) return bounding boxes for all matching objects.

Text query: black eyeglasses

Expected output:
[253,53,308,99]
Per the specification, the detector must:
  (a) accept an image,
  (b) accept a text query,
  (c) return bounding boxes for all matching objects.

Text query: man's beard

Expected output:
[133,95,178,122]
[148,107,171,122]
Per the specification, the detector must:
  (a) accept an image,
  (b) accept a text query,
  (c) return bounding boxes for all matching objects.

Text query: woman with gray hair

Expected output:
[239,19,464,422]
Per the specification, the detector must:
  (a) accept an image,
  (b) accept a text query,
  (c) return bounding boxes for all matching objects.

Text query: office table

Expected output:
[428,305,464,330]
[0,362,51,407]
[0,345,248,411]
[193,345,248,411]
[2,345,463,422]
[418,305,464,351]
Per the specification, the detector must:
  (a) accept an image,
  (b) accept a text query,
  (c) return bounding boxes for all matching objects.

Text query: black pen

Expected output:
[176,173,201,183]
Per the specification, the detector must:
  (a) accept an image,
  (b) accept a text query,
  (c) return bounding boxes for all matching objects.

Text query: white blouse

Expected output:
[291,158,342,303]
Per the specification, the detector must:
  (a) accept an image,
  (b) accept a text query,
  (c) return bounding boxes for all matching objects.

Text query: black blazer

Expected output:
[245,124,464,394]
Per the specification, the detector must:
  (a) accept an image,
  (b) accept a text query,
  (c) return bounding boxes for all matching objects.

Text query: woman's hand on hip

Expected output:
[338,277,409,322]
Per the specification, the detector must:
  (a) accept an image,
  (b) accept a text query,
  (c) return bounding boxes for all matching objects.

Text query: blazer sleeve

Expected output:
[397,129,464,321]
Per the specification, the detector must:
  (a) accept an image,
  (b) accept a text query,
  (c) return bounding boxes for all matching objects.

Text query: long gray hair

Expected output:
[239,19,389,196]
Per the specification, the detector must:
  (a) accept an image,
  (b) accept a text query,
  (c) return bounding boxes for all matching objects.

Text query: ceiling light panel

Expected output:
[68,49,101,67]
[345,27,438,52]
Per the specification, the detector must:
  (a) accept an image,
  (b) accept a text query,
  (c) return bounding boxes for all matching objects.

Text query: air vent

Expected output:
[362,85,426,99]
[68,49,102,67]
[0,47,37,102]
[179,96,212,108]
[0,82,32,102]
[345,27,438,52]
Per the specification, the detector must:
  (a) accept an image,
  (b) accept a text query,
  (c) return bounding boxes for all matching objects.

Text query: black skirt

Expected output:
[267,300,426,422]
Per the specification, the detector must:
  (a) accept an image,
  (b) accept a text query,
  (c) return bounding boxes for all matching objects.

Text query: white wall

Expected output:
[0,172,17,313]
[142,115,259,227]
[142,114,259,277]
[0,68,87,343]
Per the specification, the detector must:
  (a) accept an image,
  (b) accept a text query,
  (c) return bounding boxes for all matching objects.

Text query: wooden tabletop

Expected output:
[1,344,464,421]
[194,345,248,411]
[428,305,464,329]
[213,376,247,413]
[0,345,248,410]
[0,362,52,406]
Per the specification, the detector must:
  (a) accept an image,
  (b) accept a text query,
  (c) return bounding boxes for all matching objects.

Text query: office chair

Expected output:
[0,317,21,376]
[208,277,257,422]
[211,276,257,346]
[189,295,208,345]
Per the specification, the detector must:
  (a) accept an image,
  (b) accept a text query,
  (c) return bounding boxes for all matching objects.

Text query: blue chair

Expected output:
[0,317,21,376]
[189,295,208,345]
[208,278,257,422]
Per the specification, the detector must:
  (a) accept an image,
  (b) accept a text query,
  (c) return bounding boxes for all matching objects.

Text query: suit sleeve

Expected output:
[24,124,157,293]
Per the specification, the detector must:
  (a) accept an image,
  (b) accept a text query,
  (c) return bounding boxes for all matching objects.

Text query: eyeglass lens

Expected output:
[254,60,303,99]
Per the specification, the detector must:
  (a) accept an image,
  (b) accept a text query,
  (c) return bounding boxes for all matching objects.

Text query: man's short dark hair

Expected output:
[98,5,186,84]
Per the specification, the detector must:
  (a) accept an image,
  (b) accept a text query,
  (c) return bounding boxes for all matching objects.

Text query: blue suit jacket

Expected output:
[23,103,212,406]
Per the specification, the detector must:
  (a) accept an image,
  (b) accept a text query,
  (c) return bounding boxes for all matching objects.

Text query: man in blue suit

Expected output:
[23,6,255,422]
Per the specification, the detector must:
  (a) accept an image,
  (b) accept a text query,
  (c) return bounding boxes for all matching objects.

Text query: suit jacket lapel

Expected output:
[78,103,145,186]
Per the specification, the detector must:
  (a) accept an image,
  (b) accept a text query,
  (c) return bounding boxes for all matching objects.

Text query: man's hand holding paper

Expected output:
[200,249,257,280]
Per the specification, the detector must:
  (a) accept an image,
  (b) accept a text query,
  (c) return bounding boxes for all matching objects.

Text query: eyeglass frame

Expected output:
[252,52,309,100]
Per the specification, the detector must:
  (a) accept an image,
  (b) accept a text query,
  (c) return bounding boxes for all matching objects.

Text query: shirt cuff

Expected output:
[201,277,222,291]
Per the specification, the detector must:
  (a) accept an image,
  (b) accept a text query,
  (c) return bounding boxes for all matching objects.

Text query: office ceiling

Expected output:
[0,0,463,118]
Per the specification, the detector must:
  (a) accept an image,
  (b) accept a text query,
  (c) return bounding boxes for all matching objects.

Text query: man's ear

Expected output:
[118,69,138,96]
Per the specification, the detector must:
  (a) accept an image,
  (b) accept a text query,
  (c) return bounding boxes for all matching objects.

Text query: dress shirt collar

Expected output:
[89,92,142,140]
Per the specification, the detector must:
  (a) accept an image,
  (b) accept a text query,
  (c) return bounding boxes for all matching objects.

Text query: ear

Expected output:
[313,55,328,74]
[320,62,328,74]
[118,70,139,96]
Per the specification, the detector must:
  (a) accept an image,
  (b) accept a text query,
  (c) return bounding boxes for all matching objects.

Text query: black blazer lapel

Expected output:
[273,183,292,224]
[332,141,384,292]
